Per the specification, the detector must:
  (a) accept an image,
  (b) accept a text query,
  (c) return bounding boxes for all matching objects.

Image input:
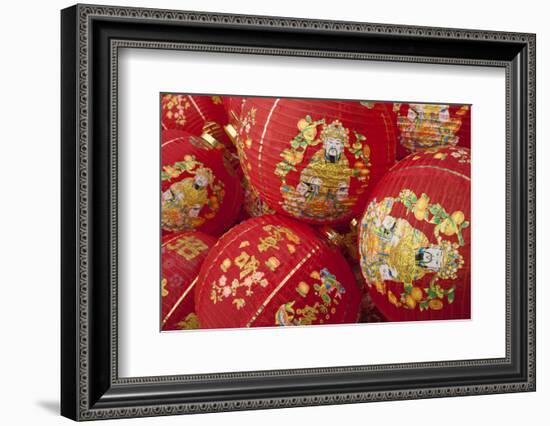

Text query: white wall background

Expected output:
[0,0,546,424]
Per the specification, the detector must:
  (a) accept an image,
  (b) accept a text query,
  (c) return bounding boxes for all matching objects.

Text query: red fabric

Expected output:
[358,147,471,321]
[161,129,243,236]
[234,97,397,225]
[161,94,232,149]
[161,231,217,331]
[195,215,361,329]
[395,103,471,160]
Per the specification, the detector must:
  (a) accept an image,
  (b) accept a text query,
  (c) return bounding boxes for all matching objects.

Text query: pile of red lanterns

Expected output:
[160,94,471,331]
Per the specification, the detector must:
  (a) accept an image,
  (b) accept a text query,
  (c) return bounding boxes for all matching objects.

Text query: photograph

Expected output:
[159,94,472,331]
[0,0,544,424]
[56,2,537,421]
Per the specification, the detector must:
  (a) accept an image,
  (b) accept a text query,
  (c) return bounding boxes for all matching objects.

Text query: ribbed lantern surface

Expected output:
[358,147,471,321]
[195,215,362,329]
[161,231,217,331]
[222,95,246,129]
[395,103,471,159]
[161,94,232,149]
[234,97,397,225]
[161,129,243,236]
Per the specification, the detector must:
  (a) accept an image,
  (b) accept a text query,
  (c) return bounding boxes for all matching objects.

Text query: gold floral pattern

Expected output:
[209,224,301,310]
[210,271,269,307]
[449,147,470,164]
[412,147,471,165]
[162,94,191,128]
[234,106,257,168]
[274,268,347,325]
[231,105,276,217]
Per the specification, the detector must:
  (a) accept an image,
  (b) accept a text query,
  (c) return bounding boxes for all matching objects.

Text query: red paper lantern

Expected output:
[161,231,217,331]
[195,215,361,329]
[161,129,243,236]
[234,97,397,225]
[395,103,471,159]
[222,96,246,128]
[161,94,232,149]
[358,146,471,321]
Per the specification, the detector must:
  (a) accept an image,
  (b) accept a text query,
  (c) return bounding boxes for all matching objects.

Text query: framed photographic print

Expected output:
[61,3,536,421]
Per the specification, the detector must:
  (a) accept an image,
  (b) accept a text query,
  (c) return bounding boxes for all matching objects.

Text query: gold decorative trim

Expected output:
[187,95,206,121]
[258,98,280,184]
[396,165,470,181]
[161,233,186,247]
[162,276,199,325]
[161,136,188,148]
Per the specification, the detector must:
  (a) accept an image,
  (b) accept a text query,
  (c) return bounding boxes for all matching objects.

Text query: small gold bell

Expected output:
[200,121,225,148]
[224,123,238,145]
[319,225,345,247]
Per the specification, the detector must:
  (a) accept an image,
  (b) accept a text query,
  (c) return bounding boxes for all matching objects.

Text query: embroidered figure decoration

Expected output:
[279,118,370,221]
[161,149,228,233]
[397,104,468,152]
[162,167,214,230]
[360,192,468,312]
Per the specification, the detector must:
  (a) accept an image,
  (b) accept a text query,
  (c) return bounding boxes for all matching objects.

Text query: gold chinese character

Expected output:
[258,236,280,252]
[265,257,281,271]
[257,225,301,253]
[220,258,232,272]
[234,251,259,279]
[167,236,209,260]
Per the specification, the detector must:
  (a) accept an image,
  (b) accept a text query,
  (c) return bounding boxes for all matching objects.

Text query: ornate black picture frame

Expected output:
[61,3,536,421]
